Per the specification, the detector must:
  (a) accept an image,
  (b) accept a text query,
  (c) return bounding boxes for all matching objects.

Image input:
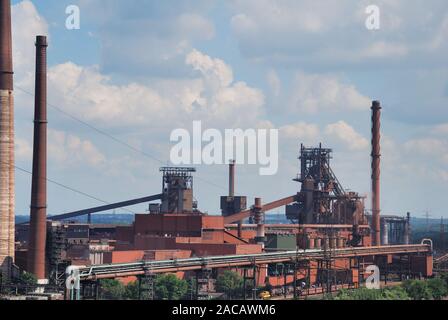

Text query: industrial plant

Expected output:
[0,0,439,301]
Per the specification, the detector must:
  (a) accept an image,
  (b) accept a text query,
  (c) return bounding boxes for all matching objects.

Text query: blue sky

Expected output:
[10,0,448,220]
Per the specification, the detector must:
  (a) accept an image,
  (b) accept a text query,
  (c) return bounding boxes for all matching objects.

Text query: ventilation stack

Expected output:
[229,160,235,197]
[0,0,15,280]
[27,36,48,281]
[371,101,382,246]
[228,160,242,237]
[254,198,265,248]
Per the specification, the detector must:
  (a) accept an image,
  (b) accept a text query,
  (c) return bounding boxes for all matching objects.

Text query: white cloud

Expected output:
[432,123,448,135]
[404,138,448,165]
[48,62,171,127]
[48,130,106,167]
[228,0,448,67]
[41,50,264,130]
[360,41,408,58]
[280,122,320,144]
[12,1,49,76]
[324,121,369,151]
[78,0,215,77]
[288,72,371,114]
[186,49,233,89]
[15,130,106,168]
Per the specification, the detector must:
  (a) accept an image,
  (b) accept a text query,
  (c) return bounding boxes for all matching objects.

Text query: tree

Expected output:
[333,286,410,300]
[380,286,410,300]
[154,274,188,300]
[402,280,432,300]
[427,278,448,300]
[215,270,243,299]
[99,279,126,300]
[15,272,38,286]
[439,273,448,288]
[124,281,139,300]
[334,288,383,300]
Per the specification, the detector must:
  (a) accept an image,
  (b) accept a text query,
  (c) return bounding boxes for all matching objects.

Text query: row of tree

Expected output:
[330,274,448,300]
[99,274,189,300]
[98,270,255,300]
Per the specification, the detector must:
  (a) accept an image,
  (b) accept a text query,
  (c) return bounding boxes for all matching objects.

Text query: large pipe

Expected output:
[371,100,381,246]
[0,0,14,280]
[27,36,48,280]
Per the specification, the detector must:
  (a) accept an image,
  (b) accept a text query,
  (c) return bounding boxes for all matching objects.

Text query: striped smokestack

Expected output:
[371,101,381,246]
[0,0,14,280]
[27,36,48,280]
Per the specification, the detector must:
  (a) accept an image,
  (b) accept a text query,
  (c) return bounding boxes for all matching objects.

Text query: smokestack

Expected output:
[228,160,243,237]
[404,212,411,244]
[371,100,381,246]
[381,218,388,245]
[254,198,265,248]
[27,36,48,280]
[229,160,235,197]
[0,0,14,280]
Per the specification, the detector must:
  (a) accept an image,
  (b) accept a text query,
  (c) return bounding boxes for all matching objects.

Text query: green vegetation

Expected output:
[99,279,127,300]
[215,270,244,299]
[15,272,38,286]
[98,274,189,300]
[426,278,447,300]
[154,274,188,300]
[94,272,448,300]
[330,287,409,300]
[331,274,448,300]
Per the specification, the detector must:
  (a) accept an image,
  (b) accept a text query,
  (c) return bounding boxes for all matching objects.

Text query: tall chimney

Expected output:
[228,160,243,237]
[371,101,381,246]
[254,198,265,248]
[0,0,14,280]
[27,36,48,280]
[229,160,235,197]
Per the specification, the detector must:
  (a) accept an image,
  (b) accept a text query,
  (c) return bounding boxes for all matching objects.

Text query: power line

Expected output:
[16,85,230,193]
[6,161,137,215]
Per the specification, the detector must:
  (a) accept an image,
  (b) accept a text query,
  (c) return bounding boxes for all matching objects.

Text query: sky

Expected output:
[10,0,448,219]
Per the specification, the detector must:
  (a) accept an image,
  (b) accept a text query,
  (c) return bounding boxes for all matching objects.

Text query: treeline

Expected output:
[97,270,255,300]
[329,274,448,300]
[98,274,191,300]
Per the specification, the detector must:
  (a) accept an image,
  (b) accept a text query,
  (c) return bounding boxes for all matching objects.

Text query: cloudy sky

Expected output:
[11,0,448,220]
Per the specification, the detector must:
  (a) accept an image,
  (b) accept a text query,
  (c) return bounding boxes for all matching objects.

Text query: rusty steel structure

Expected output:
[286,144,367,227]
[0,0,14,280]
[27,36,48,280]
[160,167,195,213]
[371,101,382,246]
